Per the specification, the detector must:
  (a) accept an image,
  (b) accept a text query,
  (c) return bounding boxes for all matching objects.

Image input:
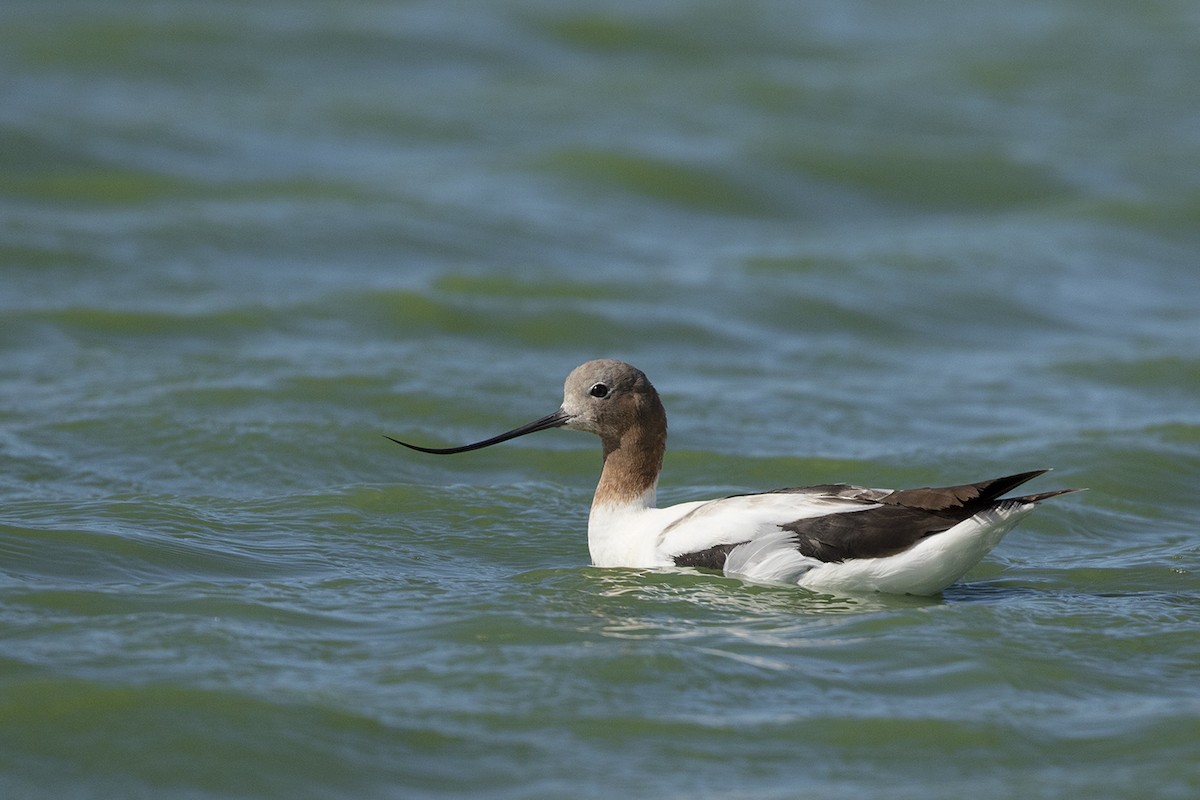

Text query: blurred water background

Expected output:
[2,1,1199,798]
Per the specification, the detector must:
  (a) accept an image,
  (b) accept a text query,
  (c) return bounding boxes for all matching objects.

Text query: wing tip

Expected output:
[1010,486,1088,504]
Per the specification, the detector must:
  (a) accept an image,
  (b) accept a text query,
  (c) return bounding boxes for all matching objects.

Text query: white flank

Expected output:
[794,503,1037,596]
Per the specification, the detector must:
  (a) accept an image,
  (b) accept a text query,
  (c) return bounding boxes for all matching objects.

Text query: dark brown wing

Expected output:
[782,470,1054,562]
[674,470,1074,569]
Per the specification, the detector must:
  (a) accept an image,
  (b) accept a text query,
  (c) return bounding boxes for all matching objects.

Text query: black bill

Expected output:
[386,409,570,454]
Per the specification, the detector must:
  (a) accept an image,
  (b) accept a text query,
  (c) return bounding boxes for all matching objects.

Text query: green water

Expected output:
[2,1,1198,798]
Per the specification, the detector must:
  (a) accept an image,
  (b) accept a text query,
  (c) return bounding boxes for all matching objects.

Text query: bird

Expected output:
[387,359,1081,596]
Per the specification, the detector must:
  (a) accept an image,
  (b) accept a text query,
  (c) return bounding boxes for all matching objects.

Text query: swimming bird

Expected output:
[388,359,1080,595]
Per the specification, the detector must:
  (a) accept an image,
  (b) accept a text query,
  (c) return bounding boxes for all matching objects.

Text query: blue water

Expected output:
[2,1,1199,798]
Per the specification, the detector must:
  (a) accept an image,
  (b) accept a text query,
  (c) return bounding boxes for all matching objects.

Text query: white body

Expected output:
[589,488,1038,596]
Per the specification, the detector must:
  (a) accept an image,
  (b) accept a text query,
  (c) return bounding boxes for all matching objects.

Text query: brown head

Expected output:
[386,359,667,464]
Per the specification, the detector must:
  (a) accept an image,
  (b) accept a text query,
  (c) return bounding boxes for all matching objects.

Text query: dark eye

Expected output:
[589,382,609,398]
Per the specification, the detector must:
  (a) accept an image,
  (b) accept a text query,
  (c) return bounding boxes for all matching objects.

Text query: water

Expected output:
[2,1,1199,797]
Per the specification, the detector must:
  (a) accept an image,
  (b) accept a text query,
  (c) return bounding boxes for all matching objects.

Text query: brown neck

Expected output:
[593,395,666,508]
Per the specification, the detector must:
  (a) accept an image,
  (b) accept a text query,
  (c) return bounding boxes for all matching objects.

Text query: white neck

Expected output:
[587,485,659,566]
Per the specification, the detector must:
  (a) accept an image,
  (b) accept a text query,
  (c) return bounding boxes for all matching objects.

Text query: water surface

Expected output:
[2,2,1198,798]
